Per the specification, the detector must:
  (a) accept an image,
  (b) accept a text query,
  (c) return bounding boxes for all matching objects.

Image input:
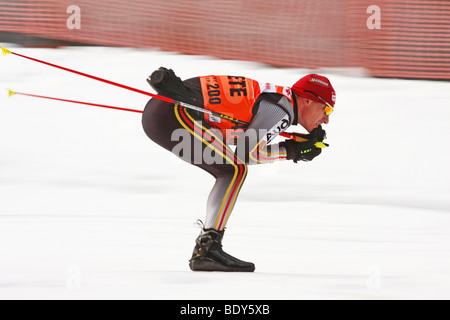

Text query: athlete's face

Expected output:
[297,97,329,132]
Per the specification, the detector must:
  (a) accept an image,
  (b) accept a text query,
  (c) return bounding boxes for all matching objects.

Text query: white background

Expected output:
[0,46,449,299]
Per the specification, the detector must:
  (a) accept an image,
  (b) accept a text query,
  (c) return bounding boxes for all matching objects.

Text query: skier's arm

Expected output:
[236,96,292,165]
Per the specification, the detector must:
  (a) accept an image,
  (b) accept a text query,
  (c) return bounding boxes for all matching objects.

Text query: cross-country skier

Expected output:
[142,68,336,272]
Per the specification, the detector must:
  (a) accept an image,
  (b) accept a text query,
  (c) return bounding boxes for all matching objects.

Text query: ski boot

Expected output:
[189,228,255,272]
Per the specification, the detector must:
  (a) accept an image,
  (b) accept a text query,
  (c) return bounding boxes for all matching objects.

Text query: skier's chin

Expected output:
[307,124,319,133]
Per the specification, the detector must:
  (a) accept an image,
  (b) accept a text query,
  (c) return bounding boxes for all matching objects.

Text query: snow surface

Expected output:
[0,46,449,300]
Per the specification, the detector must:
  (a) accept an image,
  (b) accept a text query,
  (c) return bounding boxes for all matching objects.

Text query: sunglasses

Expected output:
[303,90,334,115]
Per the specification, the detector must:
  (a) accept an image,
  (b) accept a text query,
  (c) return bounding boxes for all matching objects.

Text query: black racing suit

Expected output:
[142,77,298,231]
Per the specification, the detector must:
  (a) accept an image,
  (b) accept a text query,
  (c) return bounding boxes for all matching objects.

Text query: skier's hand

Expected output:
[304,125,327,143]
[281,139,322,162]
[280,126,327,163]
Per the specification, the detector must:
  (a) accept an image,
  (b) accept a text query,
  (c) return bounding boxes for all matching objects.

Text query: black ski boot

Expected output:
[189,228,255,272]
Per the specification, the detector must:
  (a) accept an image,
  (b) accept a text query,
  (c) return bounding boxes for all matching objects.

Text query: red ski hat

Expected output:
[291,74,336,108]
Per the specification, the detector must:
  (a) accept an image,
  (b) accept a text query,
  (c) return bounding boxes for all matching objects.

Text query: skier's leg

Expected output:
[171,104,248,230]
[172,105,253,272]
[142,98,254,271]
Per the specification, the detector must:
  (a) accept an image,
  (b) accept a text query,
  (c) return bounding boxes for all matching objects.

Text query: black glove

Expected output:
[280,126,327,163]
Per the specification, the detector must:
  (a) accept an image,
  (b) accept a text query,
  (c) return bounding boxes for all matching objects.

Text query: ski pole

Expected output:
[1,47,247,124]
[2,47,170,101]
[7,89,143,113]
[2,48,325,146]
[7,89,325,145]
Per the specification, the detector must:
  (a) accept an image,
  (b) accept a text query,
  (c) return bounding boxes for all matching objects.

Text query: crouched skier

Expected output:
[142,68,336,272]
